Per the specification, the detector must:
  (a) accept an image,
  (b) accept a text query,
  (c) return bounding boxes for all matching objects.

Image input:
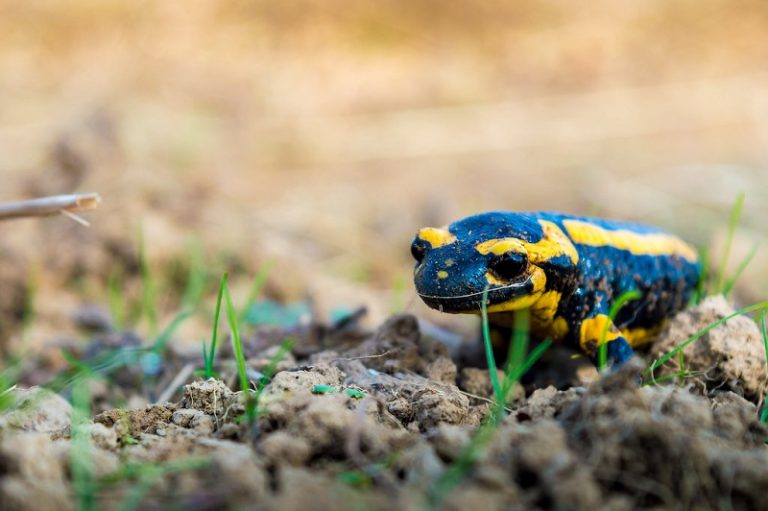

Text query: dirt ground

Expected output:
[2,1,768,510]
[2,296,767,511]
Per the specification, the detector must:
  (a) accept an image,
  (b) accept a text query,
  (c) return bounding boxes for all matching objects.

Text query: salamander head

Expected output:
[411,212,579,314]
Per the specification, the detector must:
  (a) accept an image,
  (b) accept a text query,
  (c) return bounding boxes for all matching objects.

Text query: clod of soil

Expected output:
[94,403,177,438]
[650,295,768,399]
[0,387,72,432]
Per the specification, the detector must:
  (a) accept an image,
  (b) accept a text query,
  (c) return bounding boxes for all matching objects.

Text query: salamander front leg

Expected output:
[578,314,635,368]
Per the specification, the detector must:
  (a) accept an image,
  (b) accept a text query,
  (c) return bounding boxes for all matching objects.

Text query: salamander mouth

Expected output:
[416,280,531,313]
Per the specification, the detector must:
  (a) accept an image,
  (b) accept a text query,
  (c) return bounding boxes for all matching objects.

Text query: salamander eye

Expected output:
[488,252,528,281]
[411,239,428,264]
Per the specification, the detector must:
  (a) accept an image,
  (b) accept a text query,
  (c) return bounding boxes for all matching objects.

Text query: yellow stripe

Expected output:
[475,220,579,265]
[579,314,621,353]
[562,220,698,262]
[418,227,457,249]
[484,267,547,312]
[622,324,662,347]
[580,316,663,352]
[529,290,568,341]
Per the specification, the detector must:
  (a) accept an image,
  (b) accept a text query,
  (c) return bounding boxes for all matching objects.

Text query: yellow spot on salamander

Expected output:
[529,291,565,339]
[622,324,663,347]
[437,270,449,279]
[579,314,621,354]
[551,316,570,340]
[476,238,527,256]
[562,220,698,262]
[475,220,579,265]
[484,271,506,286]
[418,227,457,249]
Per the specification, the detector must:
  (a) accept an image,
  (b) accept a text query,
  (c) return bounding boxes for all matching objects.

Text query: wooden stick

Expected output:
[0,193,101,221]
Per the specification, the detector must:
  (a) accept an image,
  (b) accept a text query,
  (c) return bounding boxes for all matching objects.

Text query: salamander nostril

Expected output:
[489,252,528,281]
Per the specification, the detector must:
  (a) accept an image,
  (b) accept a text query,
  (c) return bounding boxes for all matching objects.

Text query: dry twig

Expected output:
[0,193,101,222]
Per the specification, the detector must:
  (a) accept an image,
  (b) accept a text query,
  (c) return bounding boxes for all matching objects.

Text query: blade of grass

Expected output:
[205,273,228,379]
[201,337,210,374]
[71,376,95,511]
[759,314,768,424]
[114,457,210,511]
[480,288,503,403]
[238,260,275,323]
[598,289,642,370]
[223,281,254,422]
[253,337,294,415]
[138,223,158,336]
[644,300,768,377]
[722,243,759,298]
[499,308,529,412]
[180,240,207,312]
[61,350,100,377]
[150,311,193,354]
[691,246,709,306]
[389,272,407,314]
[0,359,22,412]
[645,370,706,385]
[429,311,550,506]
[715,192,744,294]
[107,266,125,331]
[20,264,38,343]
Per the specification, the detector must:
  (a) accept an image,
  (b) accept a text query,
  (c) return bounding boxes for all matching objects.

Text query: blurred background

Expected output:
[1,0,767,350]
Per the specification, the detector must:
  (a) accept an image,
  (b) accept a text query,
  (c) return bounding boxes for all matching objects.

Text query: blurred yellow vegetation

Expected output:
[0,0,767,342]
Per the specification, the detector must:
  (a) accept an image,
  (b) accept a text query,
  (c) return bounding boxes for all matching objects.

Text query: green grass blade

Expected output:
[205,273,228,379]
[61,350,98,377]
[201,338,210,373]
[20,264,37,342]
[238,260,275,323]
[253,337,294,414]
[0,360,22,412]
[715,192,745,294]
[389,272,407,314]
[512,338,552,379]
[180,241,207,312]
[480,288,502,403]
[507,309,530,374]
[223,282,253,421]
[500,308,529,409]
[115,457,210,511]
[138,223,158,336]
[644,301,768,376]
[598,289,641,370]
[691,246,709,306]
[71,376,95,511]
[722,243,759,298]
[759,314,768,424]
[429,324,550,506]
[107,267,125,331]
[150,311,193,354]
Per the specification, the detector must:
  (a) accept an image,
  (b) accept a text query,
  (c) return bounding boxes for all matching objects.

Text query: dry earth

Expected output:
[1,297,767,511]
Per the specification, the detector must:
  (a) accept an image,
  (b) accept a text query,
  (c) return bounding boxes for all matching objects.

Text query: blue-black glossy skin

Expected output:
[536,212,700,332]
[413,213,548,312]
[412,211,702,366]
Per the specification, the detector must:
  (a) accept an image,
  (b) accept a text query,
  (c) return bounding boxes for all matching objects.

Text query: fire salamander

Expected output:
[411,211,701,367]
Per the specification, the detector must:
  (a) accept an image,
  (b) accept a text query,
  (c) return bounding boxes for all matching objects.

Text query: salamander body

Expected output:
[411,211,701,366]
